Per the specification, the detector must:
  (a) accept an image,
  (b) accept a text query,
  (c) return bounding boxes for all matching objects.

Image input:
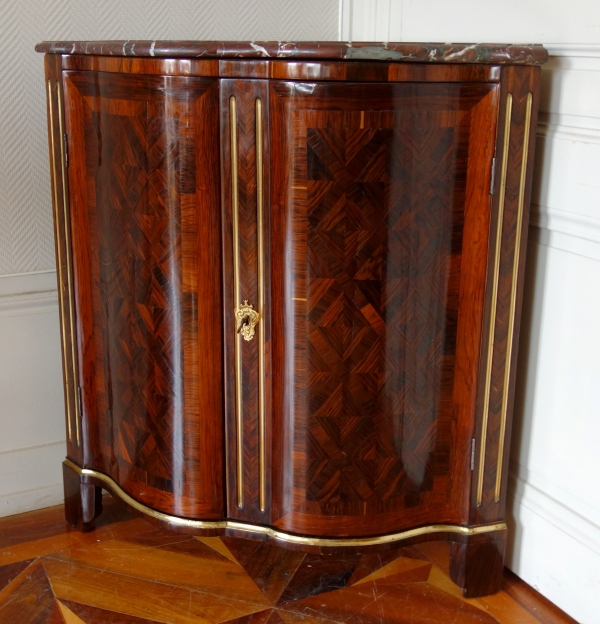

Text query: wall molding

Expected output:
[0,484,64,519]
[530,204,600,246]
[0,439,65,456]
[538,123,600,144]
[545,44,600,58]
[339,0,391,41]
[507,465,600,557]
[0,440,65,519]
[0,269,57,295]
[0,291,59,318]
[0,270,58,318]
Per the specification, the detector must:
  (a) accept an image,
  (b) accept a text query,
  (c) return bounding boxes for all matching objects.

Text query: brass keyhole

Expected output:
[236,314,251,334]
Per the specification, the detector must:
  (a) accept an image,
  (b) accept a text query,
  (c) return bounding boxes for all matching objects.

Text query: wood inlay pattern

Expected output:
[0,499,578,624]
[269,81,499,537]
[63,70,224,518]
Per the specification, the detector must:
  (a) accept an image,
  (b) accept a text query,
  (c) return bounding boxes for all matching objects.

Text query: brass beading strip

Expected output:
[477,93,512,507]
[230,96,244,508]
[57,81,81,448]
[256,98,266,513]
[495,92,533,502]
[48,80,72,443]
[64,459,507,547]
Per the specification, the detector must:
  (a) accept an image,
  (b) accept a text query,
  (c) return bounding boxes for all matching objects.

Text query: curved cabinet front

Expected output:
[63,70,224,518]
[268,81,500,536]
[41,51,541,571]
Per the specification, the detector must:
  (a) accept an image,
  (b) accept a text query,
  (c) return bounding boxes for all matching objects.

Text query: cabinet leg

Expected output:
[449,532,506,598]
[62,460,103,532]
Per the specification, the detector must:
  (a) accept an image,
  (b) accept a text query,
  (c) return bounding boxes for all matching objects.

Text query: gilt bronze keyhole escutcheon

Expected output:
[235,300,260,341]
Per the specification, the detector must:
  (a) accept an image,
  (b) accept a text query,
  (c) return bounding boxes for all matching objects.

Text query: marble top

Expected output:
[35,41,548,65]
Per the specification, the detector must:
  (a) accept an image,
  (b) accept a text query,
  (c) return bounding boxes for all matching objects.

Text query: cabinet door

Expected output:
[269,81,499,536]
[63,71,224,518]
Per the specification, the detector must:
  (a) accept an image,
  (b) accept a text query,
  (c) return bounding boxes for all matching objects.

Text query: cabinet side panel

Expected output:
[270,81,499,537]
[44,54,83,466]
[472,66,541,524]
[64,71,224,518]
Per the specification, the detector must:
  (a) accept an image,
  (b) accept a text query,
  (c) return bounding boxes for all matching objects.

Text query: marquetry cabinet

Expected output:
[38,40,547,597]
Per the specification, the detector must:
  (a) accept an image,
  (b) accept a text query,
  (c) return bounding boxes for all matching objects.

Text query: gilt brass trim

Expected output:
[477,93,512,507]
[230,96,244,508]
[64,459,507,547]
[495,92,533,502]
[57,81,81,449]
[256,97,267,513]
[48,80,73,444]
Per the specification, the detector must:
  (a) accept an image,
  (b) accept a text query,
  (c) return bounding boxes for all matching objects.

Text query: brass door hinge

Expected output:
[489,157,496,195]
[63,133,69,168]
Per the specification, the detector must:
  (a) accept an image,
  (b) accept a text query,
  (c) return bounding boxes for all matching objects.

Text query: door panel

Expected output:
[220,79,272,523]
[64,71,224,518]
[269,81,499,536]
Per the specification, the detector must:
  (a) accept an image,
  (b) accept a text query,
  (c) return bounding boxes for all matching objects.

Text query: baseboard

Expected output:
[0,441,65,518]
[507,466,600,557]
[0,484,65,519]
[506,491,600,624]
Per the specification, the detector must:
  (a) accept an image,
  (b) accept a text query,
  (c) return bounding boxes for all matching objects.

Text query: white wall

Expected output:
[0,0,338,516]
[0,272,66,516]
[342,2,600,622]
[509,50,600,624]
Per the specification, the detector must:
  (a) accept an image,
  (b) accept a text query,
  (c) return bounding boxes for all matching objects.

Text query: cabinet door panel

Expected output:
[64,71,223,518]
[269,81,499,536]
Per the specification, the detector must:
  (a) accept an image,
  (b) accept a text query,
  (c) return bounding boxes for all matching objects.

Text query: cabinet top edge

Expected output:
[35,41,548,65]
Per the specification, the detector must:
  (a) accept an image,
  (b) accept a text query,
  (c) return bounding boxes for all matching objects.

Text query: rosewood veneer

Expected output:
[36,40,547,598]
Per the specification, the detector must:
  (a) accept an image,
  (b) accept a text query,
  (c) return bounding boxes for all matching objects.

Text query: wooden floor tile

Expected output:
[0,560,56,623]
[275,552,362,605]
[223,609,285,624]
[0,558,35,593]
[58,598,163,623]
[350,555,432,586]
[426,562,469,600]
[43,558,268,624]
[57,601,87,624]
[0,518,150,566]
[49,538,270,606]
[347,550,410,586]
[196,537,240,564]
[281,579,501,624]
[220,537,305,605]
[276,610,335,624]
[0,496,128,550]
[0,498,577,624]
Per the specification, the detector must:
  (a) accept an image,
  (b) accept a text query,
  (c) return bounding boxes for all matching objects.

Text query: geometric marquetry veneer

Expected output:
[37,40,547,597]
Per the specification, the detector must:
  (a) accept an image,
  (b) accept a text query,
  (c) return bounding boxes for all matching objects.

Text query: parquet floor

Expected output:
[0,497,576,624]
